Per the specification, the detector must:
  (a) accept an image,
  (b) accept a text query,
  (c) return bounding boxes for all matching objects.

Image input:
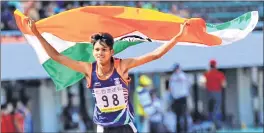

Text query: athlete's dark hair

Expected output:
[91,32,114,49]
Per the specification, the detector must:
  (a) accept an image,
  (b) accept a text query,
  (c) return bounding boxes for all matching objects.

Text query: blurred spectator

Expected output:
[179,8,190,18]
[169,63,191,133]
[45,2,56,17]
[78,107,94,132]
[90,1,104,6]
[162,86,177,132]
[80,1,91,7]
[170,4,190,18]
[1,4,17,30]
[149,89,169,133]
[8,1,24,12]
[1,104,8,133]
[1,99,24,133]
[202,59,227,129]
[142,2,159,11]
[25,2,40,21]
[133,75,153,133]
[169,4,179,15]
[17,98,33,133]
[61,93,81,132]
[1,89,6,106]
[135,1,143,8]
[65,2,74,10]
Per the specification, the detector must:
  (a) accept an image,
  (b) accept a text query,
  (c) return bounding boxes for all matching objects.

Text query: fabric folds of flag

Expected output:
[13,6,259,91]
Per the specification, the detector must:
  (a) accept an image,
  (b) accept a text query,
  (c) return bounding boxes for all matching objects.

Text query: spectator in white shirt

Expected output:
[169,63,191,133]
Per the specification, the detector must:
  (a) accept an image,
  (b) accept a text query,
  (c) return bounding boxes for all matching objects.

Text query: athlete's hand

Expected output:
[24,17,38,34]
[176,20,190,38]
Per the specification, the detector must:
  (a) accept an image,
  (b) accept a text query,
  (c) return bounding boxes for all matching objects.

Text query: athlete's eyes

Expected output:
[102,48,107,52]
[95,48,100,51]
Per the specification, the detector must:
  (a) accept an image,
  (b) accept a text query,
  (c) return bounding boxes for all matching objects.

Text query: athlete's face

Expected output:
[93,41,114,65]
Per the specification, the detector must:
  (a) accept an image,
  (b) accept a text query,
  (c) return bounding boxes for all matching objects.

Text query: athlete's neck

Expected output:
[97,61,113,75]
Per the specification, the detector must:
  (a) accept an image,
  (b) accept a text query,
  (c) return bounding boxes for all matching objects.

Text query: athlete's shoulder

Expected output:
[113,57,123,61]
[113,57,123,68]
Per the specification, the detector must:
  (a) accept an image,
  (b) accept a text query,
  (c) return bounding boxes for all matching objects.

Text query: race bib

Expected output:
[94,84,126,113]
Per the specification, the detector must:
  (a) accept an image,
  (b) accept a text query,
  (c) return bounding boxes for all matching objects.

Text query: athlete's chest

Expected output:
[92,77,128,113]
[92,76,122,88]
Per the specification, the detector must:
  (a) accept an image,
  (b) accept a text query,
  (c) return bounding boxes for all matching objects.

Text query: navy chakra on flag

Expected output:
[118,35,152,42]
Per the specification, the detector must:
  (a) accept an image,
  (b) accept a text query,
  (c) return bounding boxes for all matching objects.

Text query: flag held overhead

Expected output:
[14,6,258,90]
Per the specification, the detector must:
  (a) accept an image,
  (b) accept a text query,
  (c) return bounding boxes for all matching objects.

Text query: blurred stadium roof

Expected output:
[1,32,263,80]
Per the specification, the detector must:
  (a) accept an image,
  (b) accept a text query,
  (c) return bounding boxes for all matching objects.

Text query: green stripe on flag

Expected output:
[206,12,252,32]
[43,40,143,91]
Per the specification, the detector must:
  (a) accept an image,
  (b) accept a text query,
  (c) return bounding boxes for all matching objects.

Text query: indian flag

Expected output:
[13,6,258,91]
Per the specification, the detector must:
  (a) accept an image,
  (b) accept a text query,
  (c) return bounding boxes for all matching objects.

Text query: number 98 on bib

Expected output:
[94,85,126,113]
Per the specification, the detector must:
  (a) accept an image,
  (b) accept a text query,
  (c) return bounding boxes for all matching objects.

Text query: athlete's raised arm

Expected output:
[121,21,189,71]
[26,18,91,75]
